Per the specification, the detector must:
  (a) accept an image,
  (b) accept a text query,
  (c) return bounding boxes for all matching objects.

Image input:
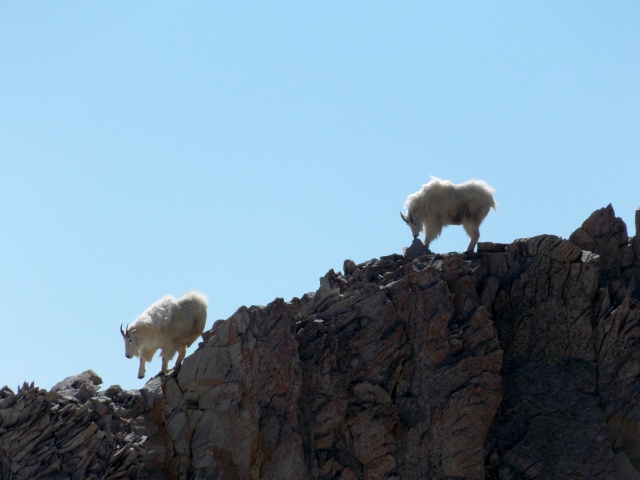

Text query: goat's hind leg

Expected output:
[463,222,480,253]
[174,344,188,370]
[159,351,171,375]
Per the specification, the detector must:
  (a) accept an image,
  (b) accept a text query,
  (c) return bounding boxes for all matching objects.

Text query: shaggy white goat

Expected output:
[401,177,496,253]
[121,291,208,378]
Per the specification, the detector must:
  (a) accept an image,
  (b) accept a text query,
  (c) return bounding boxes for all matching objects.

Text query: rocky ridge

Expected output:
[1,204,639,479]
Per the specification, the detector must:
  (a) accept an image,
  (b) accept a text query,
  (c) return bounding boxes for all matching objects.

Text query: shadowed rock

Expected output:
[1,205,640,479]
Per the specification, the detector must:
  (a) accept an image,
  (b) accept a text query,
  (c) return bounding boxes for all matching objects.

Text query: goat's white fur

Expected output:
[401,177,496,252]
[121,291,208,379]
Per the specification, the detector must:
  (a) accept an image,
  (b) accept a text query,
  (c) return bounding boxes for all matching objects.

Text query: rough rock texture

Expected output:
[0,371,168,479]
[2,205,640,479]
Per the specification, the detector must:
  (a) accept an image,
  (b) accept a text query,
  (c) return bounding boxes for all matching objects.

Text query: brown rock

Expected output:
[2,205,640,479]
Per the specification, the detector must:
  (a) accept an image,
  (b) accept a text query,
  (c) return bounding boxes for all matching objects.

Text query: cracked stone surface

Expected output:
[2,205,640,479]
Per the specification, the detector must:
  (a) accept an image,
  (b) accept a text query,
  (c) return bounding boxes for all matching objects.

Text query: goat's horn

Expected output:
[120,324,127,337]
[400,212,408,223]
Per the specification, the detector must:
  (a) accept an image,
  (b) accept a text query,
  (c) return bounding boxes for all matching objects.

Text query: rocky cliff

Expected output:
[2,205,640,480]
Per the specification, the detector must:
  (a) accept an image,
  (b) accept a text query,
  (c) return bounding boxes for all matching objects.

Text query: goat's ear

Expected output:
[400,212,408,223]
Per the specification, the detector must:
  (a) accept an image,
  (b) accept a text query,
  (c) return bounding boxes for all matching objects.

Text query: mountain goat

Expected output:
[120,291,208,379]
[401,177,496,253]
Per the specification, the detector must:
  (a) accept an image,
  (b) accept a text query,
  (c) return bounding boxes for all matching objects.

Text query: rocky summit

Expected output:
[1,205,640,480]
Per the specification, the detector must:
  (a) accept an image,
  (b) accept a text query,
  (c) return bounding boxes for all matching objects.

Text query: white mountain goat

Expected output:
[401,177,496,253]
[120,291,208,379]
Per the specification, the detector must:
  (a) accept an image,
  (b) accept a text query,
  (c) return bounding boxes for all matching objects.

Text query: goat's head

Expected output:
[400,211,422,238]
[120,323,140,359]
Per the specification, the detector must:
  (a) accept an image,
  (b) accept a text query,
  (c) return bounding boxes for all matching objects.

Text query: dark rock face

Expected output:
[0,371,166,479]
[295,258,502,480]
[2,205,640,479]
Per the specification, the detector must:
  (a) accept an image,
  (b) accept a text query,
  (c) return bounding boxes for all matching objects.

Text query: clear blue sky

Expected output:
[1,3,638,392]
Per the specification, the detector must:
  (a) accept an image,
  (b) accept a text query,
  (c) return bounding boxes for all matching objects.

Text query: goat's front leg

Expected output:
[138,358,146,379]
[424,224,442,251]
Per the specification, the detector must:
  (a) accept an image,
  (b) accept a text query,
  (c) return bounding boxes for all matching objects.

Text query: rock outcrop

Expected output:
[2,205,640,479]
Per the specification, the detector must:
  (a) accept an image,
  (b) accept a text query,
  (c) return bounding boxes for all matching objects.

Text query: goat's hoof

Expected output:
[138,374,144,379]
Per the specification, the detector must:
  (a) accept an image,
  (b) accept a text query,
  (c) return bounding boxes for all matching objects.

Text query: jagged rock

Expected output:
[477,241,509,253]
[570,204,632,295]
[1,205,640,479]
[402,237,428,259]
[51,370,103,402]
